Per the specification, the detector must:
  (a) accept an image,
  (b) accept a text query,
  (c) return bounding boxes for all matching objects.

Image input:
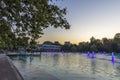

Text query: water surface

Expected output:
[10,52,120,80]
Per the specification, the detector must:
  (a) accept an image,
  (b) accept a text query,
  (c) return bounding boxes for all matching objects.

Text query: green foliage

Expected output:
[0,0,70,50]
[62,44,71,52]
[90,44,98,52]
[71,45,77,52]
[62,33,120,53]
[78,42,89,52]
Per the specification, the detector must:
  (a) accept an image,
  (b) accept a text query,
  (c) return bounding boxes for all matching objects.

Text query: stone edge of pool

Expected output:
[0,54,24,80]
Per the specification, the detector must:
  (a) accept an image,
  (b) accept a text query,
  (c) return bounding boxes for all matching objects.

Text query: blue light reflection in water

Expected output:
[111,52,115,63]
[10,52,120,80]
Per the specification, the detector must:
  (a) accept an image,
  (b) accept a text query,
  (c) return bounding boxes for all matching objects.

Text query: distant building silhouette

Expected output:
[37,41,61,52]
[64,41,71,47]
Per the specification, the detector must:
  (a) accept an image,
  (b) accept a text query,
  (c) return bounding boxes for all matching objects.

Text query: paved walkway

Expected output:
[0,54,24,80]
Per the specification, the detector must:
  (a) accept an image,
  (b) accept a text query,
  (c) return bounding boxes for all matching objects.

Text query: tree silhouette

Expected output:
[0,0,70,50]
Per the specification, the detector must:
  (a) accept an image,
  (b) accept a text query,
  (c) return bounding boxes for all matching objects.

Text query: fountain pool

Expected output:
[10,52,120,80]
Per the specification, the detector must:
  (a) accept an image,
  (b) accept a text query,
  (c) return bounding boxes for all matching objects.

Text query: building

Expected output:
[64,41,71,47]
[37,43,61,52]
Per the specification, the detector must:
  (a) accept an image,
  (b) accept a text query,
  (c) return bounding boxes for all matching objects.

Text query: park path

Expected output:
[0,54,24,80]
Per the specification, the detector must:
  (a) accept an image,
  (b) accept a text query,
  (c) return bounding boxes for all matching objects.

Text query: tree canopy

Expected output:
[0,0,70,50]
[61,33,120,53]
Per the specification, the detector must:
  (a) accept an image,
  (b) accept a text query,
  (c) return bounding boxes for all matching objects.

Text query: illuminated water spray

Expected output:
[102,51,106,55]
[111,52,115,62]
[61,50,64,56]
[87,52,90,57]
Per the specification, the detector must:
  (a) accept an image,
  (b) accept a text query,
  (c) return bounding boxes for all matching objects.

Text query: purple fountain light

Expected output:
[111,52,115,62]
[61,50,64,56]
[100,52,103,55]
[103,51,106,55]
[51,50,54,55]
[87,51,90,57]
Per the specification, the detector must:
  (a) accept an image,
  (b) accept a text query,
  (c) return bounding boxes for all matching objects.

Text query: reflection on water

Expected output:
[10,53,120,80]
[19,56,27,62]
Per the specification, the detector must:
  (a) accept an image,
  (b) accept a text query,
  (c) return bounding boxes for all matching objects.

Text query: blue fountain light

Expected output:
[111,52,115,62]
[87,51,90,57]
[61,50,64,56]
[103,51,106,55]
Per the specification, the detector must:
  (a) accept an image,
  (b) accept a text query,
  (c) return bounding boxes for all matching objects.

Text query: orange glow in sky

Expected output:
[37,0,120,44]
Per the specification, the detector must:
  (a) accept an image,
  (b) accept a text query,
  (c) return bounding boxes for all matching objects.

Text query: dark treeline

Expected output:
[61,33,120,53]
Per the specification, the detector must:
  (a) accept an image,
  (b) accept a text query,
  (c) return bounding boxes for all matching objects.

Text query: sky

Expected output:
[37,0,120,44]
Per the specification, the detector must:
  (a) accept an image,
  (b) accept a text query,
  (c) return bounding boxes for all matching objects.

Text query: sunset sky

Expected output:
[37,0,120,44]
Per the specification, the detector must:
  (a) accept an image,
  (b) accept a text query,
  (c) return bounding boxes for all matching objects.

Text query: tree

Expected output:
[78,42,90,52]
[114,33,120,40]
[111,42,118,52]
[90,36,96,45]
[94,39,103,51]
[90,44,98,52]
[117,44,120,52]
[113,33,120,52]
[43,41,53,45]
[62,44,71,52]
[0,0,70,50]
[54,41,61,46]
[71,44,78,52]
[89,37,98,52]
[102,38,112,52]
